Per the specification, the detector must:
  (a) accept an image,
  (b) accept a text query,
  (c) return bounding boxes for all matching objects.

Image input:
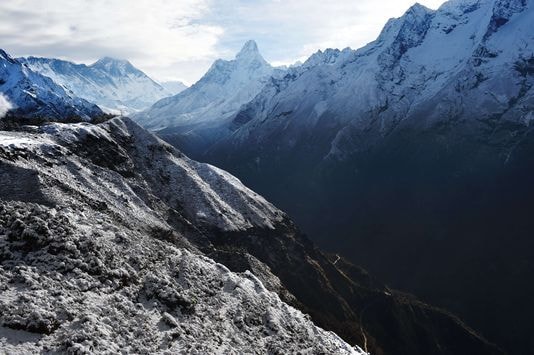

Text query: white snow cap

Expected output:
[236,40,263,61]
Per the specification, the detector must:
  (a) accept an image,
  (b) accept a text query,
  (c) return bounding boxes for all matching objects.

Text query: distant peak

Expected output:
[410,2,428,10]
[236,40,262,60]
[93,56,131,66]
[378,2,435,41]
[405,2,434,16]
[0,49,17,64]
[91,56,140,75]
[0,49,13,60]
[241,40,259,52]
[303,48,342,68]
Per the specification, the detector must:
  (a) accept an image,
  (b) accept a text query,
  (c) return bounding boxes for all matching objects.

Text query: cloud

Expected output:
[0,0,223,83]
[0,0,446,84]
[0,93,13,119]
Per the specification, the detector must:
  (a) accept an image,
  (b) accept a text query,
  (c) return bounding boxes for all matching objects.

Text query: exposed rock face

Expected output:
[0,118,501,354]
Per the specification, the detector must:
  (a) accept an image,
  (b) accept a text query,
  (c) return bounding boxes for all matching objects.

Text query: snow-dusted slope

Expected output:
[0,117,501,355]
[20,56,173,114]
[39,119,285,233]
[0,205,357,354]
[134,40,283,137]
[0,49,102,121]
[0,121,361,354]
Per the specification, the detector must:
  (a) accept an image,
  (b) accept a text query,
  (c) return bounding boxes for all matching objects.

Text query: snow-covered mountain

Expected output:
[0,117,501,355]
[146,0,534,162]
[203,0,532,160]
[133,40,284,152]
[135,1,534,353]
[0,49,102,122]
[19,56,173,114]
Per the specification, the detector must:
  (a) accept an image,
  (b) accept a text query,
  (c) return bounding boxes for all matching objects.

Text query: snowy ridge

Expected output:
[160,80,188,95]
[42,118,285,232]
[187,0,534,162]
[0,120,362,354]
[19,56,176,114]
[0,49,102,121]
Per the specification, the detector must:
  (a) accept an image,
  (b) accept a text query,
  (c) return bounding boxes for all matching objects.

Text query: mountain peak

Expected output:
[375,1,435,52]
[236,40,262,61]
[240,40,259,53]
[0,48,17,64]
[406,2,433,14]
[91,56,138,74]
[94,56,130,65]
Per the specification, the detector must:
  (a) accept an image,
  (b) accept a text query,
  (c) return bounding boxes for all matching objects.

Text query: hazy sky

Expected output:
[0,0,446,85]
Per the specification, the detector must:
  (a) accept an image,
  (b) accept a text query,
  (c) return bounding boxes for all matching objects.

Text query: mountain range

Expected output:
[133,0,534,353]
[19,56,187,114]
[138,0,533,158]
[0,48,188,122]
[1,0,533,353]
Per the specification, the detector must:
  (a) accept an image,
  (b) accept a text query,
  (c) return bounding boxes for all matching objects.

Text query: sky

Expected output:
[0,0,446,85]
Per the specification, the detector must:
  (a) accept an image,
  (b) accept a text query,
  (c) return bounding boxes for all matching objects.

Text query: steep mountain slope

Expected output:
[20,56,172,114]
[0,119,359,355]
[0,211,361,355]
[0,49,102,122]
[0,118,501,355]
[133,40,284,153]
[143,0,534,352]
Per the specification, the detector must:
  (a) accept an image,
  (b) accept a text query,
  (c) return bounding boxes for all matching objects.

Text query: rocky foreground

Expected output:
[0,118,499,354]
